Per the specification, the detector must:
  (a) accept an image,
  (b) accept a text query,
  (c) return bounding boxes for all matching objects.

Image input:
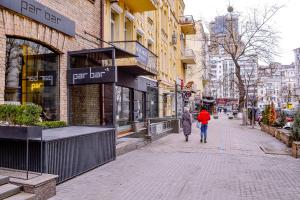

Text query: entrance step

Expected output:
[0,184,20,200]
[0,176,9,186]
[4,192,36,200]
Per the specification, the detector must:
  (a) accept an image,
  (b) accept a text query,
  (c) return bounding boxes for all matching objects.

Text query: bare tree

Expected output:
[210,5,283,111]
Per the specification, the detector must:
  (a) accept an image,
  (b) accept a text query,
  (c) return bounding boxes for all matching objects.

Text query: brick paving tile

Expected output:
[51,114,300,200]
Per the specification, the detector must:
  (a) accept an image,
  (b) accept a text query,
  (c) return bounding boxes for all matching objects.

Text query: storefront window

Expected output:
[116,86,132,126]
[146,87,158,118]
[134,90,144,122]
[5,38,59,120]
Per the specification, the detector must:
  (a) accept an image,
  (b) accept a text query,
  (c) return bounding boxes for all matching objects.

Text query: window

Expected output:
[111,11,119,42]
[134,90,145,122]
[116,86,132,126]
[125,18,133,41]
[137,33,143,44]
[148,42,153,52]
[5,37,59,120]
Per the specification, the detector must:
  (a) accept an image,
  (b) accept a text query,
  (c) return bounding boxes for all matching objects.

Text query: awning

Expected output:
[118,65,156,76]
[202,98,216,103]
[68,47,136,62]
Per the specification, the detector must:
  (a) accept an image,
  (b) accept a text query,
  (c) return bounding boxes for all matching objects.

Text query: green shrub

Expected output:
[276,111,287,128]
[36,121,66,129]
[292,109,300,141]
[0,104,42,126]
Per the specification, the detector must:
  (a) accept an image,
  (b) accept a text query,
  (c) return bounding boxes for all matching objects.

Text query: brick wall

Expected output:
[0,0,104,122]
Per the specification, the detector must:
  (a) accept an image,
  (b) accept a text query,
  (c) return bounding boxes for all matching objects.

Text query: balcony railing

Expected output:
[181,49,196,64]
[179,15,196,35]
[179,15,195,25]
[110,41,158,75]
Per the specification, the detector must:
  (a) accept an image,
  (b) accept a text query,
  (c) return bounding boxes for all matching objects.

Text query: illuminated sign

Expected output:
[30,81,44,91]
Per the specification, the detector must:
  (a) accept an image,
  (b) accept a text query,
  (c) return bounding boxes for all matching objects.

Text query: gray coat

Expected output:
[182,111,192,135]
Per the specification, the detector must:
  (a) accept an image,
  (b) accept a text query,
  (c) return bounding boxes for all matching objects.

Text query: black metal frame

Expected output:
[0,126,43,180]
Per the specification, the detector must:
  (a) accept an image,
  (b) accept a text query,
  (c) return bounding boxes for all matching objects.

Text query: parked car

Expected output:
[283,121,294,130]
[282,109,296,122]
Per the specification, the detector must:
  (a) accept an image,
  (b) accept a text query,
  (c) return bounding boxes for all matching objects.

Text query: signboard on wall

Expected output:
[136,43,149,66]
[67,67,116,85]
[0,0,75,36]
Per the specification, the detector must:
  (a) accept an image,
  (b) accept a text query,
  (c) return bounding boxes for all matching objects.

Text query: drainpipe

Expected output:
[100,0,104,47]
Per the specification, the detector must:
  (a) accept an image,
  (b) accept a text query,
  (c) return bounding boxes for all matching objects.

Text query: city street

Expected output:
[52,115,300,200]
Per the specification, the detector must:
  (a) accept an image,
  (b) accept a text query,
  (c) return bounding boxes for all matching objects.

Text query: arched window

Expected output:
[5,37,59,120]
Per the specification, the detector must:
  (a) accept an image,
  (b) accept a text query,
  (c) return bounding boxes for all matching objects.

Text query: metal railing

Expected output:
[110,41,158,74]
[182,49,196,57]
[179,15,195,25]
[147,120,173,137]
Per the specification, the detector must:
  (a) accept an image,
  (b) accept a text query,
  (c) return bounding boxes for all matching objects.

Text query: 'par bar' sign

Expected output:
[0,0,75,36]
[67,67,116,85]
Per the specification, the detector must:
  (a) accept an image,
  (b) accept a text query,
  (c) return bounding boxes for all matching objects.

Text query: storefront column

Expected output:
[0,10,6,104]
[60,53,68,122]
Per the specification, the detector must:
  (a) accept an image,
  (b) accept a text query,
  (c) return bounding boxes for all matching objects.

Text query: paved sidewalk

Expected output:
[52,115,300,200]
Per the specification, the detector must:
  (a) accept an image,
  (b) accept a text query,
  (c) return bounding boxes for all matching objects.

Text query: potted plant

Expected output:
[0,104,43,139]
[291,109,300,158]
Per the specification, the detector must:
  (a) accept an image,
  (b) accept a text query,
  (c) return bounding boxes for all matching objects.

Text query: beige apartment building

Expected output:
[185,20,208,110]
[104,0,196,125]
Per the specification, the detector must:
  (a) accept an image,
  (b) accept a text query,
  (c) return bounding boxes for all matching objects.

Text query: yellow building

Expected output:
[157,0,196,117]
[103,0,196,126]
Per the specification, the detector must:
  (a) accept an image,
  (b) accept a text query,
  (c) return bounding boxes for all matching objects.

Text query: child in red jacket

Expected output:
[197,106,211,143]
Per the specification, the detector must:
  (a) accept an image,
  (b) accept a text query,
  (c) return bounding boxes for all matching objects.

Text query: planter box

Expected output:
[213,115,219,119]
[261,125,293,148]
[280,131,293,147]
[292,141,300,158]
[0,126,42,140]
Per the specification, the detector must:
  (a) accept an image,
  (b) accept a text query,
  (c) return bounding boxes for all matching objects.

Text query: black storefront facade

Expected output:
[67,43,159,136]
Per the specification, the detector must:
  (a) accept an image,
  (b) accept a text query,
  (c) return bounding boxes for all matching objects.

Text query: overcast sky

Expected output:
[184,0,300,64]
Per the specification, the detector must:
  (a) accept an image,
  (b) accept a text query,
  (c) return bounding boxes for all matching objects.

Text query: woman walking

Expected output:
[197,106,211,143]
[182,107,192,142]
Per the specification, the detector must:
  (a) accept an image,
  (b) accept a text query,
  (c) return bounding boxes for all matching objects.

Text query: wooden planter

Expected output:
[292,141,300,158]
[261,124,293,148]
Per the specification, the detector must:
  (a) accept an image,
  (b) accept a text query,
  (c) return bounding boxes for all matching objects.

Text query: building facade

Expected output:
[257,63,297,109]
[102,0,196,134]
[208,14,258,108]
[185,20,207,110]
[0,0,105,123]
[294,48,300,97]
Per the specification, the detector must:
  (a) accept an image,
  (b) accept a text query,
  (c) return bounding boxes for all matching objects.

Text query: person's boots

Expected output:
[200,138,203,143]
[185,135,188,142]
[204,138,207,143]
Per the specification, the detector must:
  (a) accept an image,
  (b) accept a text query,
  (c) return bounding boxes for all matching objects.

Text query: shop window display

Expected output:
[5,38,59,120]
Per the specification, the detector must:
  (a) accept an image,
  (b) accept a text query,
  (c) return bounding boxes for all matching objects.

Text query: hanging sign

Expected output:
[67,67,116,85]
[0,0,76,36]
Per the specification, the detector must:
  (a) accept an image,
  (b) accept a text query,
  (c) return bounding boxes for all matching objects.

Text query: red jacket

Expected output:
[197,110,211,125]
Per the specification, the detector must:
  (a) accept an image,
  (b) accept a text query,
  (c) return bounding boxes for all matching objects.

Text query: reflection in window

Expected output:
[5,38,59,120]
[116,86,132,126]
[134,91,144,122]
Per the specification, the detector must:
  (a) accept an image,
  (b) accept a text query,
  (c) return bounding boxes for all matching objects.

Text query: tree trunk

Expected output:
[233,59,246,112]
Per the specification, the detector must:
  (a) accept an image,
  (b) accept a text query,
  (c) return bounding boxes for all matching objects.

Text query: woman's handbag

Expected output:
[196,121,201,128]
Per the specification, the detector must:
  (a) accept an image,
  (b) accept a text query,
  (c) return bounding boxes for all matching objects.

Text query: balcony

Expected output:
[124,0,157,12]
[181,49,196,64]
[110,41,158,76]
[179,15,196,35]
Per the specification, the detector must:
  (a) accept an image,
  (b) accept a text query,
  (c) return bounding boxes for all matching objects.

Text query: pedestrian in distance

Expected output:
[197,106,211,143]
[182,107,192,142]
